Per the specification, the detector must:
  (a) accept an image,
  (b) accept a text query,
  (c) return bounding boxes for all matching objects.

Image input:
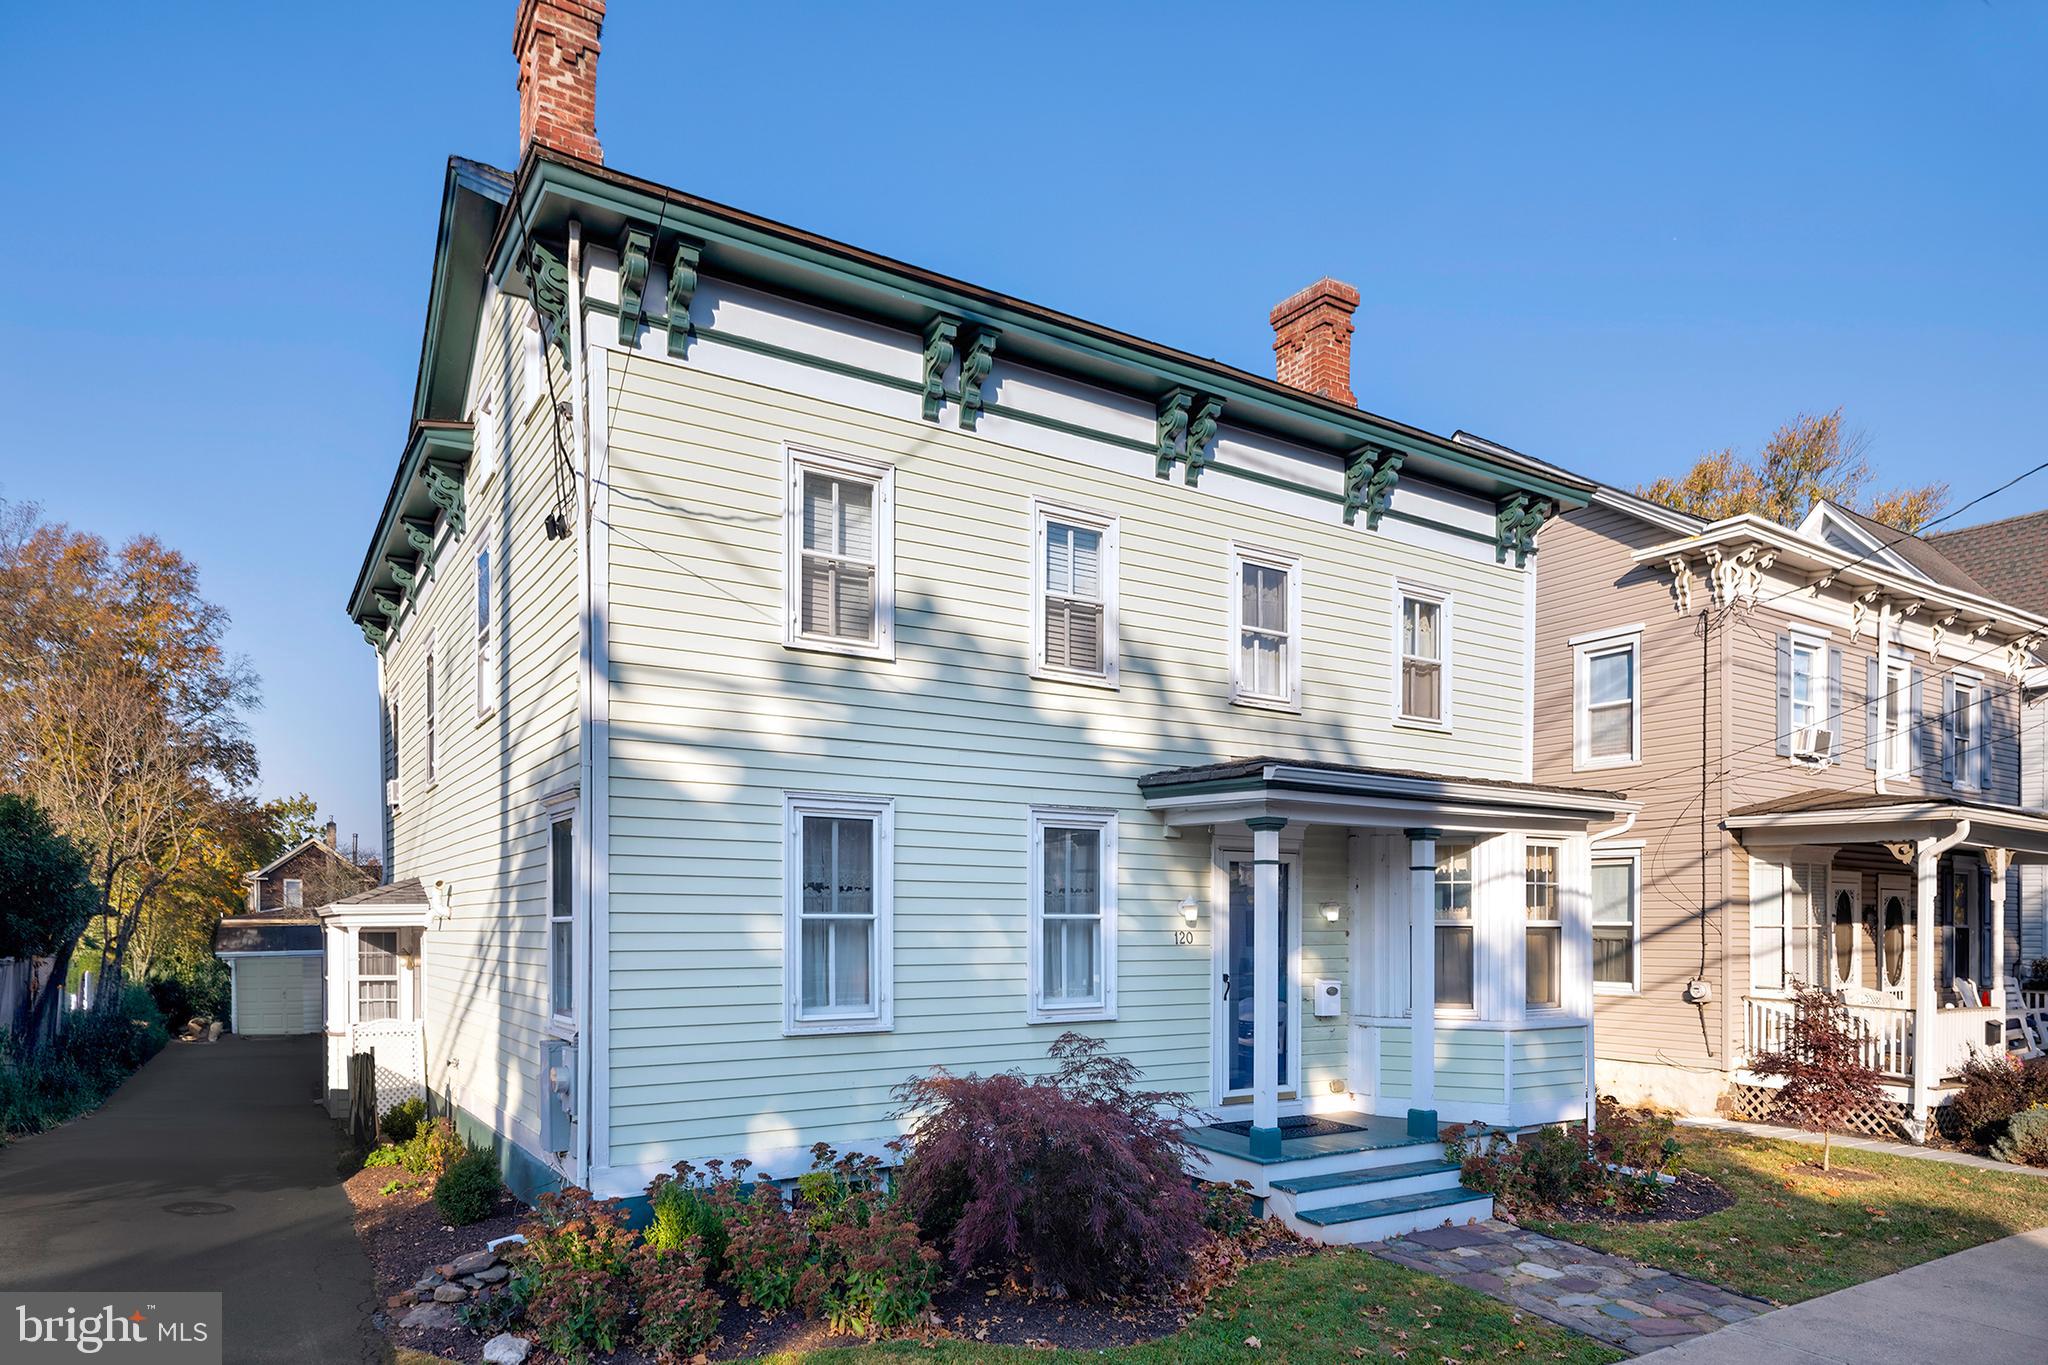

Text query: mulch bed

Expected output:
[1549,1171,1735,1225]
[345,1171,1305,1363]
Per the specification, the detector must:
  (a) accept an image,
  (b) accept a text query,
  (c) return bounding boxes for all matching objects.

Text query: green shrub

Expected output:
[629,1242,721,1362]
[1948,1055,2048,1149]
[1197,1179,1258,1241]
[401,1117,467,1177]
[722,1175,809,1313]
[380,1096,427,1145]
[646,1166,729,1278]
[1991,1105,2048,1166]
[791,1146,940,1337]
[433,1147,502,1225]
[362,1143,405,1169]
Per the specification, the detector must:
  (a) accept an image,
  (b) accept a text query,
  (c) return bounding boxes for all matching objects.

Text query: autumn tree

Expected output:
[1638,409,1948,532]
[1748,979,1887,1170]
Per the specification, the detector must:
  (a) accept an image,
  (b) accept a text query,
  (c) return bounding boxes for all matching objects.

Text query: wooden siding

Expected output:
[597,349,1538,1170]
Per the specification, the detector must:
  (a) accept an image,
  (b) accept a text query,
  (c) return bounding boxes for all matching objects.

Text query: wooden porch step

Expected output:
[1291,1186,1494,1244]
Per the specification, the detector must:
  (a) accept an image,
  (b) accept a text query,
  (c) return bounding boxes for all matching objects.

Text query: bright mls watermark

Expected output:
[4,1293,220,1363]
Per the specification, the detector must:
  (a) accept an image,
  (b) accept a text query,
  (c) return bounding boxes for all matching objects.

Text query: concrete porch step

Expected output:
[1289,1186,1494,1245]
[1270,1158,1464,1211]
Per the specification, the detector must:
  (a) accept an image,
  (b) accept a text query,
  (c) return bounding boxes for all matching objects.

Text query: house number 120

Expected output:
[1172,930,1195,946]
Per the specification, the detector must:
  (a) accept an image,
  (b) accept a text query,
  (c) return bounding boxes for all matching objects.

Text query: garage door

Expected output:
[235,955,322,1035]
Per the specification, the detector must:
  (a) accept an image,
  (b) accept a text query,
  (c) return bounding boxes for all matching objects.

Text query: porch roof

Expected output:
[316,878,432,926]
[1137,757,1634,833]
[213,919,322,954]
[1725,790,2048,859]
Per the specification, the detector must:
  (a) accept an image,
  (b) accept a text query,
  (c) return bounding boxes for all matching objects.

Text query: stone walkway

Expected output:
[1365,1220,1773,1356]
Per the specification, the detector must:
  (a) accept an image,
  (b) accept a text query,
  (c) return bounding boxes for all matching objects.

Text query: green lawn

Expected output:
[1523,1127,2048,1304]
[742,1250,1622,1364]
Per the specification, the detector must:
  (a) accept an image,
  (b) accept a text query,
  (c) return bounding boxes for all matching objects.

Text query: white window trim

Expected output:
[1029,499,1120,688]
[1393,581,1453,731]
[522,315,547,420]
[473,543,497,724]
[1592,849,1642,996]
[545,793,579,1035]
[1952,674,1983,791]
[1826,873,1863,991]
[1786,633,1827,764]
[1573,630,1642,770]
[356,929,402,1024]
[1877,658,1912,779]
[282,878,304,910]
[470,393,500,491]
[1524,840,1566,1015]
[1433,841,1478,1017]
[422,630,439,788]
[1026,807,1119,1024]
[783,792,895,1036]
[784,445,896,661]
[1227,542,1302,711]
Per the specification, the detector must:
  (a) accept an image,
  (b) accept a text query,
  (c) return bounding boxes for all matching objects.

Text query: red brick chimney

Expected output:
[1269,278,1360,405]
[515,0,605,163]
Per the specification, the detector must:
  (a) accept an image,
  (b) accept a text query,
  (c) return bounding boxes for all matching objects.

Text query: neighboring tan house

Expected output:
[1931,509,2048,969]
[332,0,1636,1243]
[1534,492,2048,1135]
[215,825,375,1036]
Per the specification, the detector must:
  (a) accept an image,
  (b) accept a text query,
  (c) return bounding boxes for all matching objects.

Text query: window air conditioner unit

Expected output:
[385,777,402,812]
[1793,727,1833,762]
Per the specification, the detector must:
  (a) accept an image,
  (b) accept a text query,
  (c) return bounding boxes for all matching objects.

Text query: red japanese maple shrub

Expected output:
[891,1032,1205,1300]
[1748,979,1886,1171]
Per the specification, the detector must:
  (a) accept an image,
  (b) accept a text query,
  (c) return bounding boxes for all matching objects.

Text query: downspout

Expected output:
[565,218,598,1189]
[1875,601,1893,796]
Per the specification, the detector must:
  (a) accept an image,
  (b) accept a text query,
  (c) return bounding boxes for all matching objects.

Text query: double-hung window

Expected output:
[1434,843,1475,1010]
[1877,660,1910,777]
[1592,855,1639,992]
[1951,678,1983,790]
[1574,629,1639,766]
[785,794,893,1033]
[1525,843,1562,1009]
[787,449,893,657]
[1750,859,1825,992]
[358,930,400,1022]
[1785,635,1826,755]
[283,878,304,910]
[1033,504,1117,684]
[474,548,495,720]
[547,808,576,1026]
[1029,809,1117,1021]
[1398,588,1448,725]
[423,634,438,786]
[522,314,546,417]
[1230,545,1300,708]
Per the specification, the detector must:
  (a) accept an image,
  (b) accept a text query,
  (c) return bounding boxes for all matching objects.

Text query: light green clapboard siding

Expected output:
[1379,1028,1413,1099]
[1436,1030,1509,1106]
[599,353,1534,1168]
[1512,1026,1588,1103]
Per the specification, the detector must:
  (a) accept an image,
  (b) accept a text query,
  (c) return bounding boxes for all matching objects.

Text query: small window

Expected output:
[1952,679,1982,790]
[1434,842,1474,1010]
[282,878,304,910]
[1029,809,1117,1021]
[548,812,575,1024]
[1593,856,1639,992]
[522,314,546,416]
[474,548,495,719]
[1525,844,1561,1009]
[785,794,893,1032]
[1878,661,1910,776]
[1576,634,1639,766]
[470,390,499,488]
[422,634,438,786]
[358,930,400,1022]
[787,450,893,657]
[1399,590,1447,725]
[1034,505,1118,684]
[1788,637,1823,737]
[1230,546,1300,708]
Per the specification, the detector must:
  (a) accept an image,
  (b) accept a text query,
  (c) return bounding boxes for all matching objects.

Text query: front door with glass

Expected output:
[1219,856,1297,1101]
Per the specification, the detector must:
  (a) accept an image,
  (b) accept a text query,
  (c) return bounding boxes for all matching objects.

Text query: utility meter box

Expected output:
[541,1039,576,1154]
[1312,978,1342,1018]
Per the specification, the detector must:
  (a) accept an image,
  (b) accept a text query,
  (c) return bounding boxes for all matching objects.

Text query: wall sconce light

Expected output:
[1319,901,1342,923]
[1179,898,1200,925]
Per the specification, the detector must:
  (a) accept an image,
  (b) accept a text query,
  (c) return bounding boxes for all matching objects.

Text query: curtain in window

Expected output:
[358,930,400,1022]
[800,472,877,642]
[1040,826,1102,1004]
[1402,598,1442,720]
[799,815,875,1014]
[1239,562,1289,697]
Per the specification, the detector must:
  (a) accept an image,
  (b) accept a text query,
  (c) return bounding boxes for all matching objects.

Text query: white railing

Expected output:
[2024,990,2048,1016]
[1743,995,1998,1081]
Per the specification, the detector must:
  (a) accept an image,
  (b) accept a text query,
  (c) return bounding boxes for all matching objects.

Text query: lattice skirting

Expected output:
[1725,1084,1917,1141]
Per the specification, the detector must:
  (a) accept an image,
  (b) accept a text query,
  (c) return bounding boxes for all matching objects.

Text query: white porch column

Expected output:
[1989,848,2012,1018]
[1911,840,1940,1139]
[1247,817,1287,1157]
[1407,828,1440,1136]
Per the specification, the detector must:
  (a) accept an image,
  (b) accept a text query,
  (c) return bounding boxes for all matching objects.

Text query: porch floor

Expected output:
[1185,1111,1436,1165]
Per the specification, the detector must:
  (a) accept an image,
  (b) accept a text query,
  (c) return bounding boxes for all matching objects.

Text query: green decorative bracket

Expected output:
[388,557,421,592]
[664,240,702,359]
[524,242,571,362]
[958,327,999,431]
[402,518,438,560]
[1494,492,1553,568]
[920,318,958,422]
[1344,446,1404,529]
[360,621,388,648]
[374,592,402,620]
[617,225,651,346]
[1182,395,1223,485]
[1154,388,1193,478]
[423,461,467,537]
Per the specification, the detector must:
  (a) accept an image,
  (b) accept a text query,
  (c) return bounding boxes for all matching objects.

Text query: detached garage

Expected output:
[214,918,324,1035]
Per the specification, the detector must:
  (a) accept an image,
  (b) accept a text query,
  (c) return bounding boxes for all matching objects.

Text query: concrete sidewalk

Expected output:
[1638,1226,2048,1362]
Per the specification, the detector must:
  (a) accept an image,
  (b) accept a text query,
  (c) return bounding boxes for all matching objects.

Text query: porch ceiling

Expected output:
[1136,757,1634,834]
[1725,790,2048,860]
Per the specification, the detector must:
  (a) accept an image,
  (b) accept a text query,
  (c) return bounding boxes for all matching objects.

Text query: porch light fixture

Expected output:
[1320,901,1342,923]
[1178,898,1200,924]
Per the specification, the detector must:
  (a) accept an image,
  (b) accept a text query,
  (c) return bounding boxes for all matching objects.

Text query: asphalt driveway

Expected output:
[0,1034,385,1364]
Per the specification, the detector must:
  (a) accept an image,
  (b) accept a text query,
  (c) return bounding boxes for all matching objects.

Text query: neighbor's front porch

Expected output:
[1727,792,2048,1137]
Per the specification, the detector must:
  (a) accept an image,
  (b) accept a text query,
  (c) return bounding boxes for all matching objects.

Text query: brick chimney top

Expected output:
[324,819,338,849]
[1268,278,1360,406]
[515,0,605,163]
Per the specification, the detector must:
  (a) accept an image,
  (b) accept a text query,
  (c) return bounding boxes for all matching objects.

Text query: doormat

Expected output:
[1211,1115,1366,1139]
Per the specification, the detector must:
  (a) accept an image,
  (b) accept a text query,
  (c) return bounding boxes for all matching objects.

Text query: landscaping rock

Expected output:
[474,1265,511,1284]
[412,1274,443,1294]
[482,1335,532,1365]
[451,1248,498,1276]
[385,1292,417,1310]
[431,1283,469,1303]
[399,1302,460,1331]
[205,1021,222,1041]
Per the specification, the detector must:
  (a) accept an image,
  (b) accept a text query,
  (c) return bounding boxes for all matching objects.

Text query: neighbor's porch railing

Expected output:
[1743,995,2000,1082]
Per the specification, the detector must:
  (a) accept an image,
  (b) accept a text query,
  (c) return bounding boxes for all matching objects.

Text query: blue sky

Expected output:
[2,2,2043,846]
